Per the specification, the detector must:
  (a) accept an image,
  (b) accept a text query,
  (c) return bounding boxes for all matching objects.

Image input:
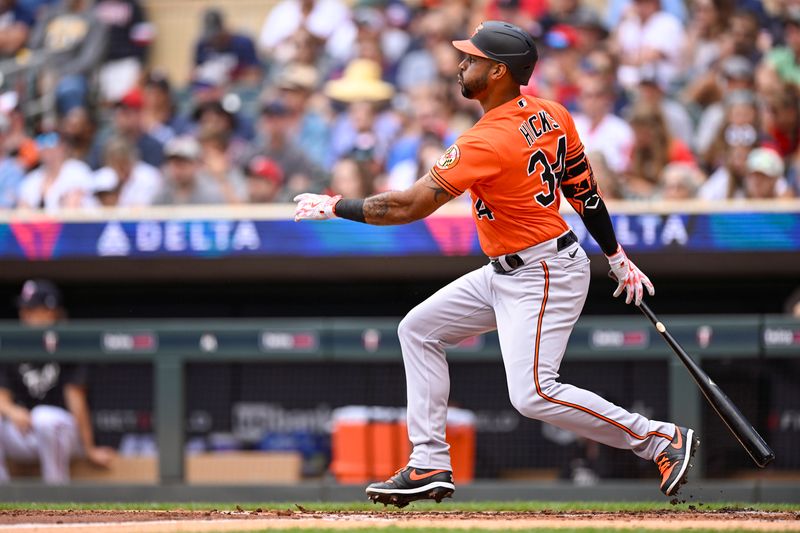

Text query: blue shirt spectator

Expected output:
[0,113,23,207]
[94,0,152,62]
[0,0,34,58]
[193,8,261,86]
[87,88,164,170]
[273,64,331,170]
[0,158,24,208]
[606,0,686,28]
[16,0,57,19]
[141,70,192,145]
[92,0,155,104]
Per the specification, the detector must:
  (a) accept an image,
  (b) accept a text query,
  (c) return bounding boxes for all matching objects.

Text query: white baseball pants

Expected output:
[399,234,675,472]
[0,405,82,484]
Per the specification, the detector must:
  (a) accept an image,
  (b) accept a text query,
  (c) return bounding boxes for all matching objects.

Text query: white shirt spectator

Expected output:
[93,161,163,206]
[660,99,695,149]
[697,167,732,200]
[694,103,725,157]
[573,113,634,174]
[326,9,412,67]
[18,159,94,211]
[616,11,685,90]
[259,0,350,51]
[387,159,418,192]
[699,166,790,200]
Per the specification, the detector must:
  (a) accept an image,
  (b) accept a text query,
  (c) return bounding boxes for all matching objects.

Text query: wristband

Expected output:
[334,198,366,223]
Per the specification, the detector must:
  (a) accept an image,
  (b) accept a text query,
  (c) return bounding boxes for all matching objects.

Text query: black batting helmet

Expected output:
[452,21,539,85]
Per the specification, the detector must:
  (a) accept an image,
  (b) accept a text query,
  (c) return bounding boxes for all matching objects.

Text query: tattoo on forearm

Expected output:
[364,195,390,218]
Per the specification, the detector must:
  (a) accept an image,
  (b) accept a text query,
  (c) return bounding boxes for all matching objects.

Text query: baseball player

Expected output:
[295,21,698,506]
[0,280,115,484]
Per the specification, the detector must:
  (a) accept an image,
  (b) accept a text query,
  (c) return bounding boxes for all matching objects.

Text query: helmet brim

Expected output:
[452,39,490,60]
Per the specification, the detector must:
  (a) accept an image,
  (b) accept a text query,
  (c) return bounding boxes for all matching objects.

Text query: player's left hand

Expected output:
[293,193,342,222]
[606,245,654,306]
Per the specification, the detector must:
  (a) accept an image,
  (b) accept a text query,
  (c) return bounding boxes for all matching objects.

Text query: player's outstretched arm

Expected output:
[293,172,454,225]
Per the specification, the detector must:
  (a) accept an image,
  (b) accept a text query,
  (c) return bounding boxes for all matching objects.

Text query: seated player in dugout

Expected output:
[0,280,115,484]
[295,21,697,506]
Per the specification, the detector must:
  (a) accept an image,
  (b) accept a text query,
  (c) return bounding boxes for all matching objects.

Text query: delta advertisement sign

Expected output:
[0,212,797,261]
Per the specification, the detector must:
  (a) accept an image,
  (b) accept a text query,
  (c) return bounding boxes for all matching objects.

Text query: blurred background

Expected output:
[0,0,797,501]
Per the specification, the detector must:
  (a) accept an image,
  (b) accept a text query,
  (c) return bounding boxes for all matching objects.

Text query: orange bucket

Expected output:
[331,406,475,484]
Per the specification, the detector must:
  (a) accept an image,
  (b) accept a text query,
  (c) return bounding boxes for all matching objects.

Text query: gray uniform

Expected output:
[401,236,675,471]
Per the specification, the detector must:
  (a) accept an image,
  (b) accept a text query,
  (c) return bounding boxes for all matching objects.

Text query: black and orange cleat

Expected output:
[366,466,455,508]
[656,426,699,496]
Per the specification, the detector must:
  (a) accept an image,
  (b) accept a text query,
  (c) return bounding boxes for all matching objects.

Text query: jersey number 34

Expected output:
[529,135,566,207]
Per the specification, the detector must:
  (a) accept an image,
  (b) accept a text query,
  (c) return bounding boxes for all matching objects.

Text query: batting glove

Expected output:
[606,245,655,306]
[293,193,342,222]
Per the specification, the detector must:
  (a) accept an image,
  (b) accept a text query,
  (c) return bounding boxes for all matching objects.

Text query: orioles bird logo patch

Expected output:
[472,23,484,37]
[436,144,460,170]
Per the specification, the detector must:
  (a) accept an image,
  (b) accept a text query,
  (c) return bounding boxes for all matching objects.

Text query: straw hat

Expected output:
[324,59,395,103]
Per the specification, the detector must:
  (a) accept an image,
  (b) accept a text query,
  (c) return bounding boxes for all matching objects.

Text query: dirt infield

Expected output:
[0,509,798,532]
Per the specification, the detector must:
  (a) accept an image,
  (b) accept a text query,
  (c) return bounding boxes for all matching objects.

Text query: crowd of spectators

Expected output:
[0,0,799,212]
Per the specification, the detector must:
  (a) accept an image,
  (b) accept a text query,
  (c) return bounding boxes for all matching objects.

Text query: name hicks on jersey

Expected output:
[518,110,561,148]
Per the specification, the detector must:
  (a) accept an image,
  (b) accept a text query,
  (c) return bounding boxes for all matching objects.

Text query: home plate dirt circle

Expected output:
[1,510,799,532]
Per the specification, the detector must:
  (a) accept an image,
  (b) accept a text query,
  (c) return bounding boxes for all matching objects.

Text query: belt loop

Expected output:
[556,230,578,252]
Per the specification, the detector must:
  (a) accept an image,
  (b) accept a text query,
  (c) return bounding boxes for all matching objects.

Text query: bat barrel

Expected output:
[638,301,775,468]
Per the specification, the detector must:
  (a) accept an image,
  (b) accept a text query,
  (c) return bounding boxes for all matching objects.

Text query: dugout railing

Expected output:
[0,315,797,486]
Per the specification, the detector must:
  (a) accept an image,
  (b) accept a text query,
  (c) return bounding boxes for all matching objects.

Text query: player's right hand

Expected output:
[86,446,116,468]
[293,193,342,222]
[606,245,654,306]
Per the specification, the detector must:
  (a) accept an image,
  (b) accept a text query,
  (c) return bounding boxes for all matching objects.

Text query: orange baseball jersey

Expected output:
[430,95,597,257]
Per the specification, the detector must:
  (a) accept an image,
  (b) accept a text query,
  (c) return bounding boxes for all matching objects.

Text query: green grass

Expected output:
[0,501,797,512]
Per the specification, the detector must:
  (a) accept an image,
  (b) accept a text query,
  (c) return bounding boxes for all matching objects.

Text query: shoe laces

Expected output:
[656,453,673,476]
[385,466,407,481]
[378,467,403,485]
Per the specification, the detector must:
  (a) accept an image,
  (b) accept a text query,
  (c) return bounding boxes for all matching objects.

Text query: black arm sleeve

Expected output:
[559,154,619,256]
[580,198,619,256]
[334,198,366,223]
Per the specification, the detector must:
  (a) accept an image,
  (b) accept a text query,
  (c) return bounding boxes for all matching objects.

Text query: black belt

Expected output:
[491,230,578,274]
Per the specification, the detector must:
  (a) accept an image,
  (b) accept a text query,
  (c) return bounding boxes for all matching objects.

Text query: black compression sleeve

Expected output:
[334,198,366,223]
[580,198,619,256]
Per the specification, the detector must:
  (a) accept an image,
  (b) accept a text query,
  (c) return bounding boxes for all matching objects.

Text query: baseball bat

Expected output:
[638,301,775,468]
